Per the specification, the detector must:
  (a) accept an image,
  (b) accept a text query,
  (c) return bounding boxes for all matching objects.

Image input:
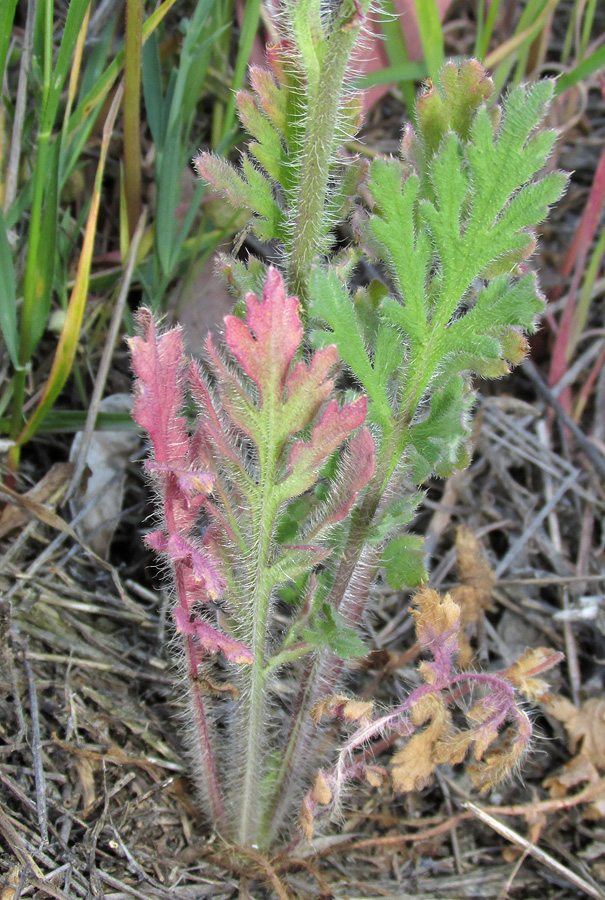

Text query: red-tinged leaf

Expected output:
[193,153,257,212]
[224,267,302,406]
[286,396,368,492]
[173,607,253,664]
[249,65,287,135]
[146,460,215,496]
[145,529,168,552]
[323,427,375,526]
[167,534,224,599]
[188,362,252,469]
[282,345,338,437]
[129,310,189,467]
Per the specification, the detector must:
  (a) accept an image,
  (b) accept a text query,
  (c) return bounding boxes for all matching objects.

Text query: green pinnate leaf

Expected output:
[369,492,424,545]
[237,90,287,184]
[408,377,474,482]
[194,152,287,242]
[366,161,431,345]
[382,534,427,590]
[249,66,289,137]
[416,59,495,156]
[283,396,368,498]
[303,603,367,659]
[309,266,396,428]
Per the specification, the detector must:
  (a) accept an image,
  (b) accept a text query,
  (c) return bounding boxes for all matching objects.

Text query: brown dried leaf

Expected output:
[195,676,239,700]
[411,587,460,648]
[504,647,564,701]
[365,766,388,787]
[450,525,495,624]
[0,462,74,539]
[392,694,450,793]
[299,796,314,843]
[311,772,332,805]
[433,730,474,766]
[310,694,373,726]
[468,732,526,793]
[547,697,605,769]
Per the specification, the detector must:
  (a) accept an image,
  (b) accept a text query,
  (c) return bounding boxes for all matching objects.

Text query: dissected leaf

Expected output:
[174,607,253,665]
[411,587,460,684]
[548,697,605,770]
[311,694,374,726]
[391,694,450,792]
[382,534,427,590]
[504,647,564,702]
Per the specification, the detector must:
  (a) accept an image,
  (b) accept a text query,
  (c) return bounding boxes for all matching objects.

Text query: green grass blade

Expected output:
[476,0,503,60]
[16,86,123,449]
[555,45,605,95]
[413,0,444,85]
[68,0,178,136]
[354,61,427,91]
[0,410,137,434]
[221,0,262,142]
[0,209,19,369]
[31,138,60,352]
[0,0,18,86]
[40,0,90,132]
[142,31,165,148]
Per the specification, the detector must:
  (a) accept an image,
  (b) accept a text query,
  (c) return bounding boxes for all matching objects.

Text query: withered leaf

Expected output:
[451,525,495,623]
[504,647,564,702]
[392,694,450,792]
[548,697,605,769]
[311,771,332,805]
[310,694,373,726]
[299,797,314,843]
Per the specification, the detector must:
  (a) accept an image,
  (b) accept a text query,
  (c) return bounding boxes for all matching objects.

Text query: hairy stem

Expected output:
[264,428,408,839]
[236,418,281,845]
[287,0,370,302]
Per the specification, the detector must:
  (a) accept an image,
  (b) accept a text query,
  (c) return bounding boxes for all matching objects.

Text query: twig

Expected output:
[494,468,579,577]
[0,804,44,878]
[12,862,32,900]
[66,209,147,501]
[522,357,605,478]
[463,800,605,900]
[24,654,48,846]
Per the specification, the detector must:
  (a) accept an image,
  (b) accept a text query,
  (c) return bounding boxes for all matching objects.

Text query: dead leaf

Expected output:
[310,694,373,726]
[75,757,96,814]
[450,526,495,666]
[69,393,139,558]
[0,463,74,539]
[504,647,564,701]
[299,796,314,843]
[548,697,605,770]
[391,694,450,792]
[311,772,332,805]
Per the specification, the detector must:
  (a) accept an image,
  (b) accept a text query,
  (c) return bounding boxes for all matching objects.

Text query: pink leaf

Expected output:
[146,460,215,496]
[167,534,224,599]
[286,397,368,492]
[282,345,338,436]
[174,607,253,665]
[145,529,168,552]
[224,267,302,406]
[129,311,189,467]
[324,427,376,526]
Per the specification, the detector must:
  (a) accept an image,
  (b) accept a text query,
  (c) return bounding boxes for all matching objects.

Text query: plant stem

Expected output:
[237,423,280,845]
[287,0,370,302]
[264,428,410,840]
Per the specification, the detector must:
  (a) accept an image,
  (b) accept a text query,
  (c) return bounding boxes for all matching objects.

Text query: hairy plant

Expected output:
[131,1,566,851]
